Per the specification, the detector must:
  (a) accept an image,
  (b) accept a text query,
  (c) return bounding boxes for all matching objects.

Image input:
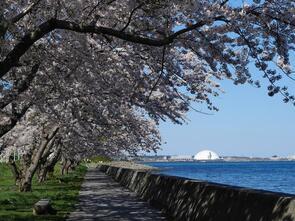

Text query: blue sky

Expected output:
[158,78,294,157]
[156,0,295,158]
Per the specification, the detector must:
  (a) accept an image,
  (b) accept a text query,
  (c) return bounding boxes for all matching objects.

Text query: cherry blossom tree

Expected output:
[0,0,294,103]
[0,82,161,191]
[0,0,295,191]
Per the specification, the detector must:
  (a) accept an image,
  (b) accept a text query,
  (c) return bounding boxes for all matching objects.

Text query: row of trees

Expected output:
[0,0,294,191]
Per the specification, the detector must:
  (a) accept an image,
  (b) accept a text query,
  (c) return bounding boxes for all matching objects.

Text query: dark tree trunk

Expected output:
[37,167,47,183]
[8,160,20,184]
[37,139,61,183]
[19,179,32,192]
[38,154,60,183]
[18,126,59,192]
[61,160,67,175]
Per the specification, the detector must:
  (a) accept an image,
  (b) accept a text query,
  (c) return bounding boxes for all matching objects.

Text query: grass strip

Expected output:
[0,163,87,221]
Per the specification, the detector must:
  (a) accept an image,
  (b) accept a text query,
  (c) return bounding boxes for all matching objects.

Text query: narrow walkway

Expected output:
[67,168,167,221]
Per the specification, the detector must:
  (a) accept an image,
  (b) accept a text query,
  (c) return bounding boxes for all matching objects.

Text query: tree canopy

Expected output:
[0,0,294,191]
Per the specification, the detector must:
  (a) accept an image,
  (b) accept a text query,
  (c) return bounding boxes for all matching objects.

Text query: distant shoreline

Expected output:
[137,158,295,163]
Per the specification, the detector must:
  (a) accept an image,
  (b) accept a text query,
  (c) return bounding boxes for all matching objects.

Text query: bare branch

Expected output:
[121,3,145,32]
[10,0,42,24]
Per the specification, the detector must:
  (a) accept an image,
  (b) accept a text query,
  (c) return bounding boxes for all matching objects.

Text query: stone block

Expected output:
[33,199,56,215]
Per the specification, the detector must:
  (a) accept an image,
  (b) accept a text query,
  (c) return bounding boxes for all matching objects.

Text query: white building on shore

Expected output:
[194,150,220,161]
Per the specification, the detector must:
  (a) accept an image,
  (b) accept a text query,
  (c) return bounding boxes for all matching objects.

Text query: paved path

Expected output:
[67,168,167,221]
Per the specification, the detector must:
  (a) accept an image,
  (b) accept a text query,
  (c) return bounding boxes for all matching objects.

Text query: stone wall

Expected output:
[99,165,295,221]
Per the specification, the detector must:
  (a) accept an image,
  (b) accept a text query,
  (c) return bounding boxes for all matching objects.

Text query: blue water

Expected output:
[145,161,295,194]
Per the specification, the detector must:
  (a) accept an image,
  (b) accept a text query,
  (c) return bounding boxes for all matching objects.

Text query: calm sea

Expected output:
[145,161,295,194]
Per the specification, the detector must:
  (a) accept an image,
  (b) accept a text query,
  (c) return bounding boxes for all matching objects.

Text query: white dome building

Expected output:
[194,150,220,161]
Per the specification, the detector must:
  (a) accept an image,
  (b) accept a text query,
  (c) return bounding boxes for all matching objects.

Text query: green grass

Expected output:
[87,155,112,163]
[0,163,87,221]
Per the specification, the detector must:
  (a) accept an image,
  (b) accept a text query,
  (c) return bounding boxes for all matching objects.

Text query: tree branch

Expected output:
[10,0,42,24]
[0,102,31,138]
[246,8,295,27]
[0,16,223,77]
[0,63,40,109]
[146,46,166,103]
[120,3,144,32]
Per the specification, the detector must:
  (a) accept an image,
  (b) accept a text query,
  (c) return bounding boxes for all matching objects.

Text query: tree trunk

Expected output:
[61,157,69,176]
[19,126,59,192]
[37,138,61,183]
[19,176,32,192]
[47,166,55,178]
[8,159,20,185]
[65,159,74,174]
[37,167,47,183]
[38,148,61,183]
[61,160,67,175]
